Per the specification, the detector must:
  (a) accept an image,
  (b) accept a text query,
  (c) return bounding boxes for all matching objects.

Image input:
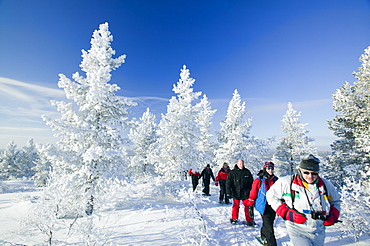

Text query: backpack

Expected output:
[255,176,278,215]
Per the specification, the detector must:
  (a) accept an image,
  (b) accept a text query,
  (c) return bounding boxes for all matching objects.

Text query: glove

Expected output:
[276,203,306,224]
[324,206,340,226]
[246,199,254,207]
[215,182,218,186]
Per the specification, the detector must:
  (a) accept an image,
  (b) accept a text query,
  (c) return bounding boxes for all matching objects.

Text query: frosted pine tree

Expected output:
[273,102,317,176]
[195,94,217,167]
[352,46,370,158]
[215,90,269,173]
[327,82,366,187]
[128,108,158,179]
[327,46,370,188]
[326,47,370,241]
[17,138,38,178]
[155,65,202,186]
[0,141,20,180]
[33,143,54,187]
[42,22,136,217]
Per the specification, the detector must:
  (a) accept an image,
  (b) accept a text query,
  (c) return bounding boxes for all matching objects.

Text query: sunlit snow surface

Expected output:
[0,180,369,245]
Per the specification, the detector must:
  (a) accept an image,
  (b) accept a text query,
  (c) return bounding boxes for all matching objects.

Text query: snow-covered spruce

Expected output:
[154,65,205,188]
[273,102,317,176]
[37,22,136,245]
[214,89,272,173]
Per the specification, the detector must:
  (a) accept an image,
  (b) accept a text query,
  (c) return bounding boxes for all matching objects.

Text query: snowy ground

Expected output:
[0,180,369,245]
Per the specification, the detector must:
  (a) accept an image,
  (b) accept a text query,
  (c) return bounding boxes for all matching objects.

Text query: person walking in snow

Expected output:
[200,164,215,196]
[266,154,341,246]
[215,162,231,204]
[247,161,278,246]
[188,169,201,192]
[226,159,254,225]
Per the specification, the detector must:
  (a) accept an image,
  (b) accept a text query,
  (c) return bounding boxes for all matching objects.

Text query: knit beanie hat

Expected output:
[263,161,274,169]
[299,154,320,171]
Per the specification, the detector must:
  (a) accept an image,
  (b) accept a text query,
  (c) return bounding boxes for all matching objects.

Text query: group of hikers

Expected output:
[188,154,341,246]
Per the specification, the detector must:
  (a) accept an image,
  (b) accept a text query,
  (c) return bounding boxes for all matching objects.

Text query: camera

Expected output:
[311,211,326,221]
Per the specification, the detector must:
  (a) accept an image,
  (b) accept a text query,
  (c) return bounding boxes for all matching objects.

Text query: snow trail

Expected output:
[195,186,264,245]
[1,181,370,245]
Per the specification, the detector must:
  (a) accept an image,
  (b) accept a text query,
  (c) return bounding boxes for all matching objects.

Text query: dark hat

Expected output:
[299,154,320,171]
[263,161,274,169]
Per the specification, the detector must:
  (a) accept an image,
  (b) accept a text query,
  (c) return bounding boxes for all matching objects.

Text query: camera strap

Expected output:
[290,175,324,213]
[302,184,323,213]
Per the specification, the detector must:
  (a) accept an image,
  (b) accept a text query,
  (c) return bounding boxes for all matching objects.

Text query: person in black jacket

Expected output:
[199,164,215,196]
[226,159,254,225]
[188,169,201,191]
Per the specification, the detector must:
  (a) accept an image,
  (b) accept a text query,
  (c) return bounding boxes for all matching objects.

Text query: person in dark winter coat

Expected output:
[215,162,231,204]
[226,159,254,225]
[267,154,341,246]
[247,161,278,246]
[188,169,201,191]
[199,164,215,196]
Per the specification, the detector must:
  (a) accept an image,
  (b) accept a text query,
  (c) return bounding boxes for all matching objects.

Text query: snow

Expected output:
[1,180,369,245]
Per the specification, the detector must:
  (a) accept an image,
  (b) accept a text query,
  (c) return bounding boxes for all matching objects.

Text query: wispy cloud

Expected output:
[0,77,65,100]
[0,77,66,148]
[0,126,50,132]
[0,77,174,148]
[291,99,333,109]
[245,98,333,114]
[123,95,170,102]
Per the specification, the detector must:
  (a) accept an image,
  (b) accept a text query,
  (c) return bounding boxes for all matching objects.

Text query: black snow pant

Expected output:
[261,204,277,246]
[202,179,210,195]
[191,175,199,191]
[219,179,229,203]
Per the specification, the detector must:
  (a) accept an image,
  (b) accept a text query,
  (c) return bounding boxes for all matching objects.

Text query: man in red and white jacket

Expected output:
[266,154,341,246]
[215,162,231,204]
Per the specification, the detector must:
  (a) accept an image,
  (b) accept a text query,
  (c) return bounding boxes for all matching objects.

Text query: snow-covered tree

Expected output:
[324,47,370,242]
[215,90,270,173]
[273,102,317,176]
[155,65,203,183]
[352,46,370,157]
[33,143,54,187]
[339,176,370,242]
[0,141,20,180]
[17,138,38,178]
[195,94,217,167]
[41,22,136,217]
[327,47,370,188]
[327,82,366,187]
[128,108,158,179]
[348,47,370,189]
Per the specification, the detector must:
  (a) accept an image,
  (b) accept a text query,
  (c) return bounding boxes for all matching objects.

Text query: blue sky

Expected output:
[0,0,369,150]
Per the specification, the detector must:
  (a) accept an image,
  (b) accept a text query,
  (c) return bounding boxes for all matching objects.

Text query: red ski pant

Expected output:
[231,199,253,222]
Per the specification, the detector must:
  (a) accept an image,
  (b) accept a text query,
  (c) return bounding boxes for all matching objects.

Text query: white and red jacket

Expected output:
[267,174,341,230]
